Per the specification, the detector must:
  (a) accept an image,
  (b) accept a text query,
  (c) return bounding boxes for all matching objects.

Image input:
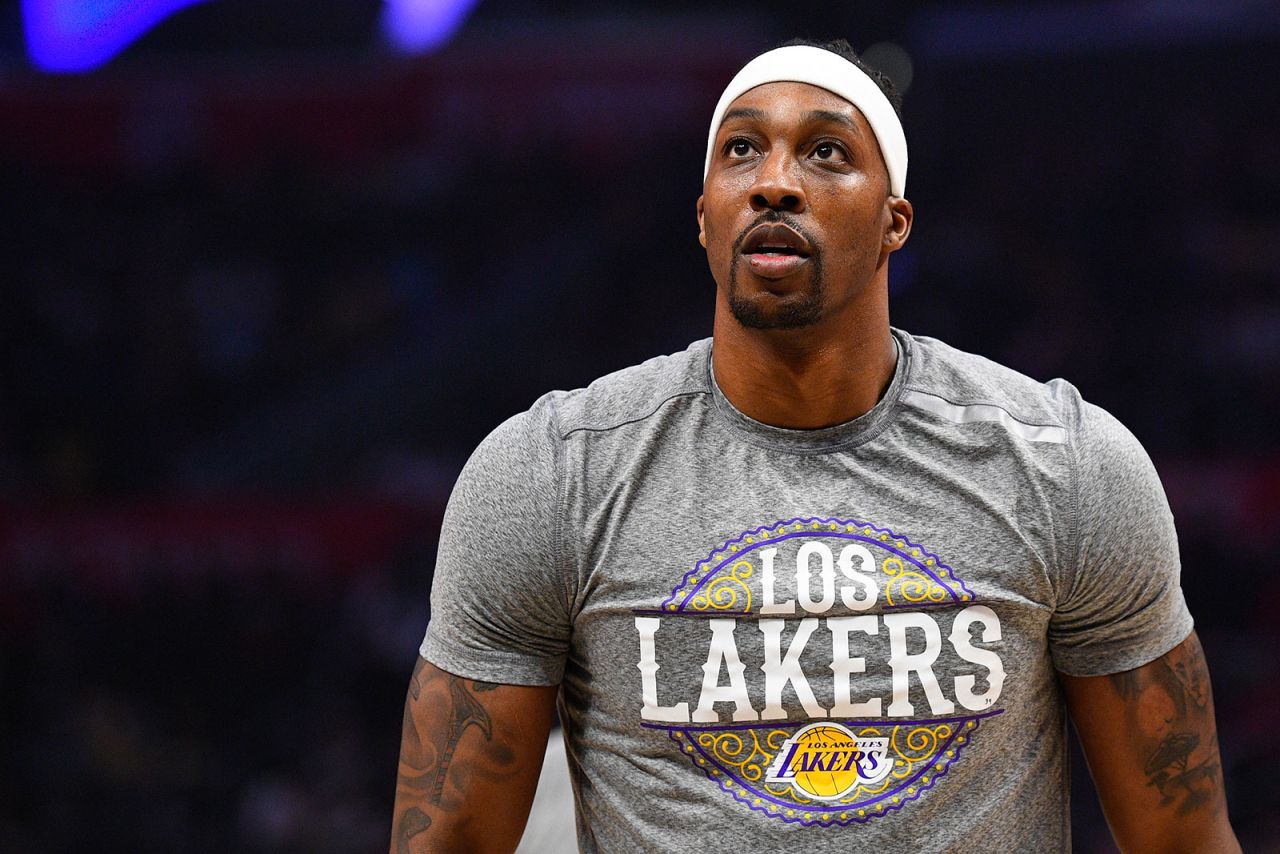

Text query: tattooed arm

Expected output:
[391,657,559,854]
[1059,631,1240,853]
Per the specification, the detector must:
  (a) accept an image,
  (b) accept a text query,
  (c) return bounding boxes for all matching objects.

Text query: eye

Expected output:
[811,141,847,162]
[726,138,757,158]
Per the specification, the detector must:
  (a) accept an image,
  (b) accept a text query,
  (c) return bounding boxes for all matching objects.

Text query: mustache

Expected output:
[731,210,818,256]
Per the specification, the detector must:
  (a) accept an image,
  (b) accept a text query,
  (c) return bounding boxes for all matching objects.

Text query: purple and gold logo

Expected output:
[764,723,893,799]
[634,516,1006,826]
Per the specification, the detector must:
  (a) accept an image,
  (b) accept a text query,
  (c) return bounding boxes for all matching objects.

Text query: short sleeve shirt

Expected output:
[421,328,1193,853]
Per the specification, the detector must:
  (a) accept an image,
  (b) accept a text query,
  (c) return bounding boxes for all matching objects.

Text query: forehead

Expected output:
[717,81,871,136]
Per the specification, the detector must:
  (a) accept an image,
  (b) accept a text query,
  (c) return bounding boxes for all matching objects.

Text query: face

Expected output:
[697,81,911,331]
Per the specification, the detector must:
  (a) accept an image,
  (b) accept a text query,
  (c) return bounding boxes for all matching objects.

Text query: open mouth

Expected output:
[750,245,803,257]
[742,223,812,259]
[739,222,812,279]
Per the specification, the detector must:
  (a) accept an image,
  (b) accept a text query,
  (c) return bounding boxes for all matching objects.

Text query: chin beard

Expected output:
[726,255,826,330]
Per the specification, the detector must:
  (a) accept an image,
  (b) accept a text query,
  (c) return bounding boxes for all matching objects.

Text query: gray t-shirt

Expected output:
[421,328,1193,853]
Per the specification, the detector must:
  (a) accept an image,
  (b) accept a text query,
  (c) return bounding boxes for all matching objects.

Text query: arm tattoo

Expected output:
[409,655,427,700]
[1107,633,1224,817]
[429,676,495,804]
[394,659,508,851]
[395,808,431,854]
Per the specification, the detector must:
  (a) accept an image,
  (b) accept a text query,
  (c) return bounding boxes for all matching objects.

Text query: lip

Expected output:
[739,222,812,279]
[741,222,812,257]
[747,253,809,279]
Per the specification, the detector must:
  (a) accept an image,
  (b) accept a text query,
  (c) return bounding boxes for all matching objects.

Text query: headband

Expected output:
[703,45,907,197]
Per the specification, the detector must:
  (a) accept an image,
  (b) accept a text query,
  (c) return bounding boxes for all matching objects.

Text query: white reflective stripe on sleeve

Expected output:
[902,389,1067,444]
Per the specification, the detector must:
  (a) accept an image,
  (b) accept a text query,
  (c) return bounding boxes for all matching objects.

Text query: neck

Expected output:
[710,299,897,430]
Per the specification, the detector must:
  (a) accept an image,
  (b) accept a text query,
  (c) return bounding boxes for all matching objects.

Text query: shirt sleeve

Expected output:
[1048,399,1194,677]
[420,394,572,686]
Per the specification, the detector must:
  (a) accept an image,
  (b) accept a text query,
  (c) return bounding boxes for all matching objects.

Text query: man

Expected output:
[392,39,1240,852]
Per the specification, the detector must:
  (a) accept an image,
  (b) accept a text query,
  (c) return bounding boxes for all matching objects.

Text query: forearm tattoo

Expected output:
[1107,633,1225,817]
[393,659,505,852]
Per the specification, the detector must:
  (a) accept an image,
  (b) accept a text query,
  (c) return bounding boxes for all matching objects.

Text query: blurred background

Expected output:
[1,0,1277,851]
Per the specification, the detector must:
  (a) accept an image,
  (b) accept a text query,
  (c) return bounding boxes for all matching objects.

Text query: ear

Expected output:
[881,196,913,253]
[696,194,707,248]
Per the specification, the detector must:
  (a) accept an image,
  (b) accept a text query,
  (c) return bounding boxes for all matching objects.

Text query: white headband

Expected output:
[703,45,907,197]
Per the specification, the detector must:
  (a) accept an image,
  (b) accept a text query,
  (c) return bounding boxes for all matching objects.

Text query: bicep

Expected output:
[392,657,559,854]
[1059,631,1239,853]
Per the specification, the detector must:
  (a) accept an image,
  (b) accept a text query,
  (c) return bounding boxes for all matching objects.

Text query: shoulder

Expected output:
[901,331,1094,445]
[901,329,1165,513]
[453,340,712,506]
[532,338,712,441]
[463,339,711,466]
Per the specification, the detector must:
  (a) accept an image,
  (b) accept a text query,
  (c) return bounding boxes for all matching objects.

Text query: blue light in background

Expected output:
[23,0,208,72]
[380,0,481,54]
[23,0,481,73]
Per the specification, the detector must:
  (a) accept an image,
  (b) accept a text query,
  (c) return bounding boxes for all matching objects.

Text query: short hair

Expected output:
[770,37,903,121]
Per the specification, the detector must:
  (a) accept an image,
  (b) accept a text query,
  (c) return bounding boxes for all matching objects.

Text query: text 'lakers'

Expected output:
[635,539,1006,724]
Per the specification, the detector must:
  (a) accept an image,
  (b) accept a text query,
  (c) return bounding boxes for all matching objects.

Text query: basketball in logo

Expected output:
[764,722,893,800]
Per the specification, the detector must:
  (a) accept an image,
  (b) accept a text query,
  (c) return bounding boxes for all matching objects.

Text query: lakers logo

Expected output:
[764,723,893,800]
[636,517,1004,826]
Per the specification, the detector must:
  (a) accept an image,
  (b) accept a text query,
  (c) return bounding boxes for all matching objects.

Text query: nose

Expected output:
[749,150,806,213]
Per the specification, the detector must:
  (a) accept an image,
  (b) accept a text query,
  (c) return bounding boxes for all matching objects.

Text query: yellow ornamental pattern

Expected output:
[882,556,956,606]
[662,516,974,614]
[689,560,753,613]
[663,715,995,827]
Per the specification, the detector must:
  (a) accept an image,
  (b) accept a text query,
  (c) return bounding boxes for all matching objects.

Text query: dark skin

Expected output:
[391,80,1239,851]
[390,658,557,853]
[697,81,912,430]
[1062,631,1240,852]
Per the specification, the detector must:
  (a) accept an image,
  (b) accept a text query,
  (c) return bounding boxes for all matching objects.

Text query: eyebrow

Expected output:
[720,106,862,137]
[720,106,766,124]
[803,109,861,135]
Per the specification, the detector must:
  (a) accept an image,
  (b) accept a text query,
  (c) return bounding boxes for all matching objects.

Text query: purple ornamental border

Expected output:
[660,516,975,612]
[653,709,1004,827]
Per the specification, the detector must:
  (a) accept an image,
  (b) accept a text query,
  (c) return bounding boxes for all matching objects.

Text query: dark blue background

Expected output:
[2,2,1277,850]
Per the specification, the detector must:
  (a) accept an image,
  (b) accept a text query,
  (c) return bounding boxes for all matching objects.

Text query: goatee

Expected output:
[726,211,824,329]
[727,254,825,330]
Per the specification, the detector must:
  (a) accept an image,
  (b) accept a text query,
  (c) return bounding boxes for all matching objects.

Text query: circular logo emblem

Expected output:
[763,722,894,801]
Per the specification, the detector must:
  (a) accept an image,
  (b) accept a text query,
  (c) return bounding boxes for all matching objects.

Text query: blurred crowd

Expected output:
[1,28,1277,852]
[2,535,434,851]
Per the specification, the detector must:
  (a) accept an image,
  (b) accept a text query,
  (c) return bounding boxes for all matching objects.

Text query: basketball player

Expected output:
[392,39,1240,852]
